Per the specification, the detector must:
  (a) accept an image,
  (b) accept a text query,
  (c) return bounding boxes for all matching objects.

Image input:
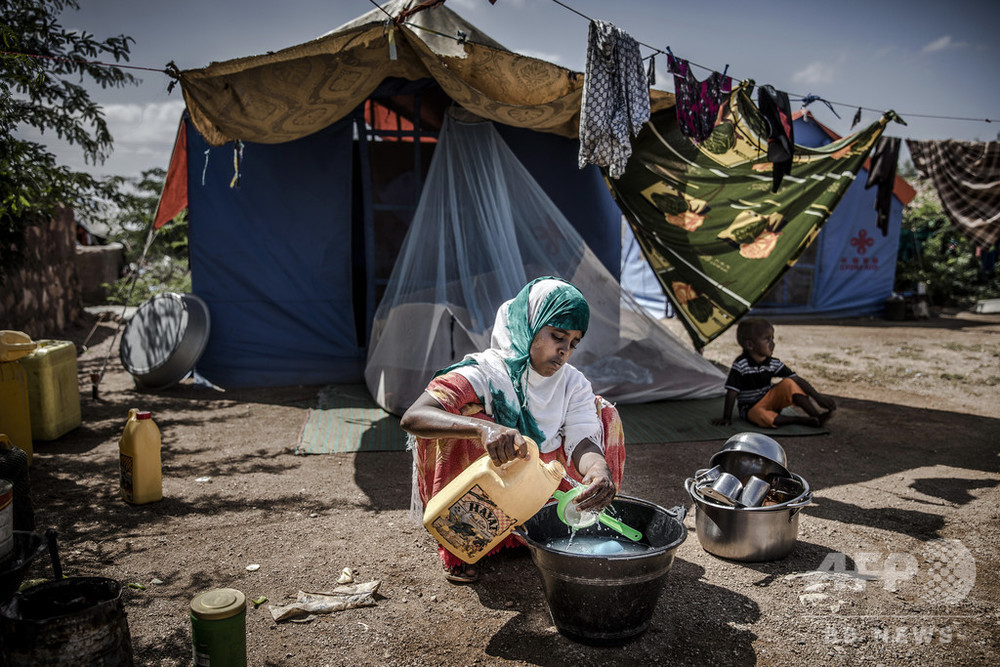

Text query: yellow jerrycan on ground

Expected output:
[0,330,37,465]
[118,408,163,504]
[423,436,565,564]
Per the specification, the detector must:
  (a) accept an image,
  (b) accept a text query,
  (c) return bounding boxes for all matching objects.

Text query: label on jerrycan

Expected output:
[119,454,135,503]
[430,484,516,560]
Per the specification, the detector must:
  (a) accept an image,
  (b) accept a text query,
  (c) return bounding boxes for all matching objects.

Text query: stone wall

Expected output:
[76,242,124,306]
[0,209,83,337]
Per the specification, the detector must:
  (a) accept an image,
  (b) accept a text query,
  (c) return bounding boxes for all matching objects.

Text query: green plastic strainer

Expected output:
[552,488,643,542]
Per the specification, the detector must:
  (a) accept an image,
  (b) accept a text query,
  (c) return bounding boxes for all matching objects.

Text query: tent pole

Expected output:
[355,109,377,345]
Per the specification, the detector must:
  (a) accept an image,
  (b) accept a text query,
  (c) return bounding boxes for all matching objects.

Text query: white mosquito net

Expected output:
[365,111,725,415]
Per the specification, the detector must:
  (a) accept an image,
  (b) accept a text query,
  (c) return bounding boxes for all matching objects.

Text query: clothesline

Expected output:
[545,0,995,127]
[4,0,995,128]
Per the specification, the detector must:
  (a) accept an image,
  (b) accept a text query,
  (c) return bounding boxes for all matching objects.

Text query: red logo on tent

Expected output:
[850,229,875,255]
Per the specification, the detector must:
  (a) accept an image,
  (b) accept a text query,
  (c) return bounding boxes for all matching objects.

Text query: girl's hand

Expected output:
[573,459,616,512]
[480,423,527,466]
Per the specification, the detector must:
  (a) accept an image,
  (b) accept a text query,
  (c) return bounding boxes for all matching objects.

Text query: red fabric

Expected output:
[153,117,189,229]
[415,372,626,568]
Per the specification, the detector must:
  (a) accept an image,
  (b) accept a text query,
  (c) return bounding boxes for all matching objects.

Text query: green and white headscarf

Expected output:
[443,277,603,457]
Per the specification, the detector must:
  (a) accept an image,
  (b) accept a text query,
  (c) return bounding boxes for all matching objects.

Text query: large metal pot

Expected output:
[685,474,811,561]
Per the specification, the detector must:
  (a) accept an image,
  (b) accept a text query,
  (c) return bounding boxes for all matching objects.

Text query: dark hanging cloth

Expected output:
[865,135,901,236]
[757,85,794,192]
[907,139,1000,247]
[667,54,732,143]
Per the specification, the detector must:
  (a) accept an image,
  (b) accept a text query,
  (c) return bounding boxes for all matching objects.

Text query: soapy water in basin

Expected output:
[545,535,650,556]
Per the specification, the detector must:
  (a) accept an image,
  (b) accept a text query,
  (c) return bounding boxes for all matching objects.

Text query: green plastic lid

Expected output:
[191,588,246,620]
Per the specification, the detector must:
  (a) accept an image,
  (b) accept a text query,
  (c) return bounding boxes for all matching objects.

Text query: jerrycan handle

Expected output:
[492,435,539,471]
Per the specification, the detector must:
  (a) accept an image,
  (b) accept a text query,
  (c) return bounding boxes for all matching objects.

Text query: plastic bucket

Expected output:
[0,576,134,665]
[517,496,687,643]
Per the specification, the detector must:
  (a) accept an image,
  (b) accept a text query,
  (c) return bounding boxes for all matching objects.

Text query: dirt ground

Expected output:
[12,307,1000,666]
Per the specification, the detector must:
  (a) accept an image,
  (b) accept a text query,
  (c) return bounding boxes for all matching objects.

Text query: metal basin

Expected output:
[119,293,210,390]
[709,432,790,483]
[685,474,811,561]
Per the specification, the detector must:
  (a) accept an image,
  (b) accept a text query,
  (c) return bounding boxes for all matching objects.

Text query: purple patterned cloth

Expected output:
[667,54,732,143]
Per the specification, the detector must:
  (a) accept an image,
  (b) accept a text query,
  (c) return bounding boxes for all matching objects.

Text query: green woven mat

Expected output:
[616,396,828,444]
[296,387,828,454]
[296,385,407,454]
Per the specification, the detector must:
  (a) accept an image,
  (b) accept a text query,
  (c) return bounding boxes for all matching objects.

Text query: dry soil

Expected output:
[11,308,1000,666]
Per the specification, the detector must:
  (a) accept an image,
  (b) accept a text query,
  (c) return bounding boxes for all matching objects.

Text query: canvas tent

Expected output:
[163,0,725,402]
[751,112,916,318]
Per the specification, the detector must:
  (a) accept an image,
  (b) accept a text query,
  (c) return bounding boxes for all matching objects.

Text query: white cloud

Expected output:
[791,61,838,86]
[922,35,968,53]
[104,100,186,145]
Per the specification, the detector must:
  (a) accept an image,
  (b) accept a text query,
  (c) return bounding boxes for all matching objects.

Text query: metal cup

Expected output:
[694,466,722,489]
[739,475,770,507]
[699,471,743,506]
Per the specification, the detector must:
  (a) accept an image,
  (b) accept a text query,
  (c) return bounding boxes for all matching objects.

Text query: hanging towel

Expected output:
[667,54,732,143]
[864,136,901,236]
[907,139,1000,247]
[757,85,795,193]
[578,20,650,178]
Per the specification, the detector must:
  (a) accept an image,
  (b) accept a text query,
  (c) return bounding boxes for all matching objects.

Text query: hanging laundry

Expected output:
[907,139,1000,247]
[851,107,862,129]
[757,85,794,193]
[604,82,896,349]
[865,135,901,236]
[578,20,650,179]
[667,54,732,143]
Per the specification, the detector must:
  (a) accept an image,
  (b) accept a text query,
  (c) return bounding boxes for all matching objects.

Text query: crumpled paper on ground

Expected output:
[268,581,381,622]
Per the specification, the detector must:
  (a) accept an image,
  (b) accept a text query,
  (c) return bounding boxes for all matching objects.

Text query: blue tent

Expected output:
[173,2,639,388]
[752,112,915,318]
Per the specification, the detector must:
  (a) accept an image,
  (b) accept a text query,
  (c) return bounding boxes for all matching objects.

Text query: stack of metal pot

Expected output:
[685,432,812,561]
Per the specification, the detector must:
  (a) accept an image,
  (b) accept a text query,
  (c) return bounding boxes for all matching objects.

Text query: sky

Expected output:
[21,0,1000,181]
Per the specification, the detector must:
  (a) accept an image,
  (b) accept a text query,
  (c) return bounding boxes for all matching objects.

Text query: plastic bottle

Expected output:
[118,408,162,504]
[423,436,565,564]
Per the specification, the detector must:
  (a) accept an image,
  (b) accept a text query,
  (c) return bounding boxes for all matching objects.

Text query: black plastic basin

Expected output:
[517,495,686,643]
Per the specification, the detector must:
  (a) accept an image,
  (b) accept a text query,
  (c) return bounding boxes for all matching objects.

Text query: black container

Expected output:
[0,532,49,602]
[517,495,686,643]
[0,576,134,666]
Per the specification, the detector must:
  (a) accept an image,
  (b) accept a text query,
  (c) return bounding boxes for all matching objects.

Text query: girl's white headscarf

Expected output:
[444,277,603,458]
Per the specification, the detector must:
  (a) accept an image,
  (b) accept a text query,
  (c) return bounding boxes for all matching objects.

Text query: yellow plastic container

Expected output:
[118,408,162,504]
[18,340,81,441]
[0,361,33,465]
[0,331,36,363]
[423,437,565,564]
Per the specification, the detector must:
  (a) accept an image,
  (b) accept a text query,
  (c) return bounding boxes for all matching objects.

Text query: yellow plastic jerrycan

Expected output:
[118,408,163,504]
[423,436,565,564]
[0,331,37,465]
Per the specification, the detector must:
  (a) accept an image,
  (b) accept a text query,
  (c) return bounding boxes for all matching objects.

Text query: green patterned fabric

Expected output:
[607,81,896,348]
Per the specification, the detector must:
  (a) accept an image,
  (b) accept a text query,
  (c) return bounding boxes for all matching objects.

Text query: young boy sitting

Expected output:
[713,317,836,428]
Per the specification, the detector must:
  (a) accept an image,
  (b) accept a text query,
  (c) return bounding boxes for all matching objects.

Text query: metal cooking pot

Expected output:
[709,432,791,483]
[685,474,812,561]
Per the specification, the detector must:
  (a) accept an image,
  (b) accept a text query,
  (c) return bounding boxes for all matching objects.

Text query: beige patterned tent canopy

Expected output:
[177,0,674,146]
